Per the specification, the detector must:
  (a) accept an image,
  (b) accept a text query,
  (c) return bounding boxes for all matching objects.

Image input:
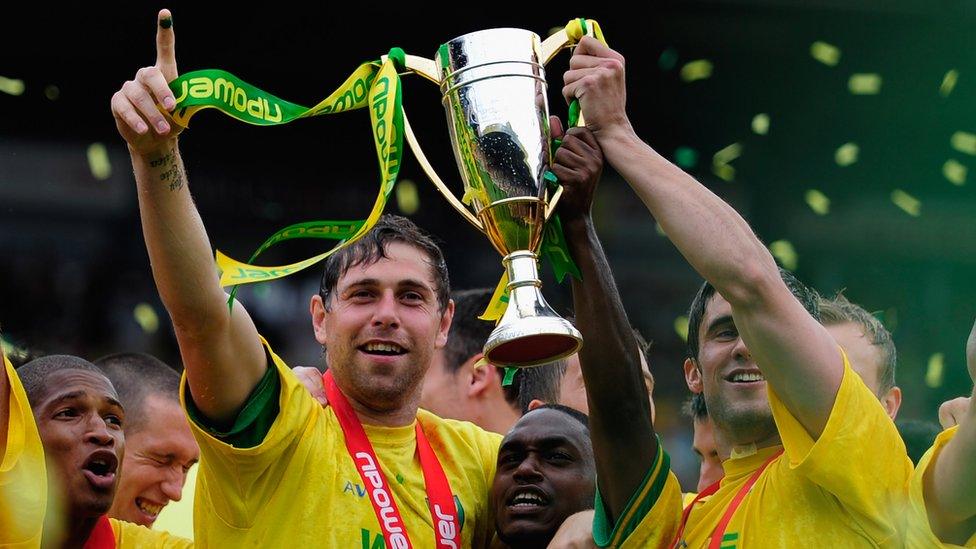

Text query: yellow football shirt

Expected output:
[111,518,193,548]
[1,353,46,548]
[183,338,503,547]
[675,351,911,548]
[904,426,976,548]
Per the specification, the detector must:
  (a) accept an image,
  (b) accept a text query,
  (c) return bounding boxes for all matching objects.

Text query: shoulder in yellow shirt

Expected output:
[111,518,193,548]
[183,337,502,547]
[677,351,912,548]
[905,426,976,548]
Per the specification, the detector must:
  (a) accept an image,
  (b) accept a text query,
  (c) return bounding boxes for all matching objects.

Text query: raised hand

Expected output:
[561,37,632,141]
[550,116,604,224]
[111,9,182,155]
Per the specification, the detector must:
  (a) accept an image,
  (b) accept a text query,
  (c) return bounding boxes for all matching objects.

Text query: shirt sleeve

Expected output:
[592,442,682,548]
[907,426,976,548]
[768,348,912,545]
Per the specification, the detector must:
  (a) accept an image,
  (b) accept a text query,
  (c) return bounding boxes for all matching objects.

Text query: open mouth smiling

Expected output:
[81,450,119,491]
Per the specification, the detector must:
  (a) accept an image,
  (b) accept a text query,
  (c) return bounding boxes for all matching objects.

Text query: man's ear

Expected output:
[435,299,455,348]
[310,294,328,346]
[684,357,704,394]
[527,399,546,412]
[466,354,496,397]
[881,386,902,421]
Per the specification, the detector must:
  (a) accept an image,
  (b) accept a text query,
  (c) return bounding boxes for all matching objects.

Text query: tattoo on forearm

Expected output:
[149,148,186,191]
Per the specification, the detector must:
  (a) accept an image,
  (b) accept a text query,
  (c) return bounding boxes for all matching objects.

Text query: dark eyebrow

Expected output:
[704,315,735,336]
[49,391,124,411]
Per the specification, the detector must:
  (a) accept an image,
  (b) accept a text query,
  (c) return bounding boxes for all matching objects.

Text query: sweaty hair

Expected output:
[686,267,821,361]
[319,214,450,312]
[19,355,110,408]
[516,359,568,414]
[94,352,181,433]
[818,293,897,394]
[683,392,708,421]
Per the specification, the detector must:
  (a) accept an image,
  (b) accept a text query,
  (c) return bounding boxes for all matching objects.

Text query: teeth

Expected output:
[137,499,164,516]
[511,492,545,506]
[364,343,404,353]
[731,372,765,382]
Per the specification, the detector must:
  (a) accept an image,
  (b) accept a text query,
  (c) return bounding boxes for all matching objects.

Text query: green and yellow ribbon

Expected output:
[167,49,407,299]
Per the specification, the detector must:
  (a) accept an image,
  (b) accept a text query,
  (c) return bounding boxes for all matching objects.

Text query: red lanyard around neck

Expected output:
[323,370,461,549]
[671,448,783,549]
[83,515,115,549]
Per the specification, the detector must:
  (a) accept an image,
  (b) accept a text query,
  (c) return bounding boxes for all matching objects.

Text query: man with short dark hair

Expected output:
[564,36,911,546]
[1,352,191,547]
[683,394,722,492]
[111,11,500,546]
[419,288,521,435]
[94,353,199,528]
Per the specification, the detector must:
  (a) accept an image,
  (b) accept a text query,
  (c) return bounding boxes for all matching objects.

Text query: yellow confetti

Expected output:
[396,179,420,215]
[950,131,976,155]
[925,353,945,388]
[133,303,159,334]
[751,113,770,135]
[804,189,831,215]
[680,60,713,82]
[940,69,958,97]
[713,143,743,165]
[674,316,689,342]
[835,142,859,166]
[0,76,25,96]
[891,189,921,217]
[810,41,841,66]
[712,163,735,182]
[44,85,59,101]
[87,143,112,181]
[848,73,882,95]
[769,240,798,270]
[943,159,967,186]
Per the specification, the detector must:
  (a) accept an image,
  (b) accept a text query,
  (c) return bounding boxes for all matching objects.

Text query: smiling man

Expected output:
[95,352,199,528]
[111,10,501,546]
[1,353,191,547]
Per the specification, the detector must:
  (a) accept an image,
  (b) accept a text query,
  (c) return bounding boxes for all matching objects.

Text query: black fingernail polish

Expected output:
[160,16,173,29]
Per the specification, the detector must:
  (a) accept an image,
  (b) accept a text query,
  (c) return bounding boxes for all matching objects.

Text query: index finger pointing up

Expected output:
[155,9,178,82]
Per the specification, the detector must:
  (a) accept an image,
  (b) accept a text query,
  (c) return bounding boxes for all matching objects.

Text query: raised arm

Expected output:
[552,119,656,523]
[110,9,266,426]
[562,37,842,439]
[924,320,976,544]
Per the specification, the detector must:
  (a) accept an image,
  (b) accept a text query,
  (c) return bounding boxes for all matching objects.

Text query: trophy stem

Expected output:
[482,251,582,368]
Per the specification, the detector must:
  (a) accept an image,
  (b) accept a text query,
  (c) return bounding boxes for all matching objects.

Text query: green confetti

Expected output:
[133,303,159,334]
[0,76,25,96]
[674,316,689,342]
[87,143,112,181]
[751,113,770,135]
[835,142,859,166]
[848,73,882,95]
[44,85,59,101]
[943,159,967,186]
[810,41,841,66]
[396,179,420,214]
[950,131,976,155]
[804,189,831,215]
[769,240,798,270]
[891,189,921,217]
[940,70,958,97]
[675,146,699,168]
[713,143,743,165]
[680,60,713,82]
[925,353,945,388]
[658,47,678,71]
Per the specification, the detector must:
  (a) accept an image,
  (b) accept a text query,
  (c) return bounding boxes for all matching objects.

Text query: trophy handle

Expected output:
[382,52,485,232]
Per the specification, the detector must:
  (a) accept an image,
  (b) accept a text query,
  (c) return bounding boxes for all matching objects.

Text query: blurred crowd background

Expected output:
[3,1,976,488]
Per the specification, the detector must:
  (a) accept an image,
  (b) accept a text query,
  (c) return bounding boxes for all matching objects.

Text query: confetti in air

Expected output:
[848,73,882,95]
[87,143,112,180]
[925,353,945,388]
[835,143,859,166]
[942,159,967,186]
[804,190,831,215]
[396,179,420,215]
[751,113,770,135]
[810,41,841,66]
[769,240,798,270]
[891,189,921,217]
[680,60,713,82]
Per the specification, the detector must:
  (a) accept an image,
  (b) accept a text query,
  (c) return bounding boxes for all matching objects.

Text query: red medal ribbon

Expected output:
[83,515,116,549]
[671,448,783,549]
[324,370,461,549]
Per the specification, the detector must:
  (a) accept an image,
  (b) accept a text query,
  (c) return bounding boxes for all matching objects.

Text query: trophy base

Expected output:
[482,250,583,368]
[484,319,582,368]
